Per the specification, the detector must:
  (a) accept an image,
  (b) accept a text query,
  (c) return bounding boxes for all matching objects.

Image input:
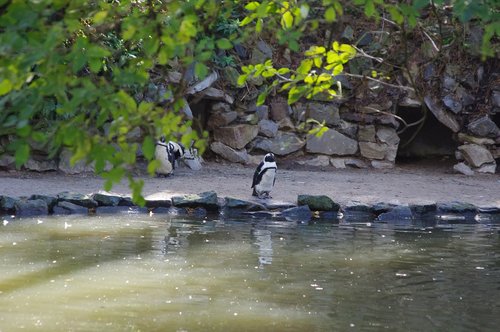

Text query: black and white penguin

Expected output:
[251,153,277,199]
[154,137,185,177]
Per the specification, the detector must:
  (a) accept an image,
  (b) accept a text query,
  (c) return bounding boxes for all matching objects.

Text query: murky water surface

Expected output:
[1,214,500,331]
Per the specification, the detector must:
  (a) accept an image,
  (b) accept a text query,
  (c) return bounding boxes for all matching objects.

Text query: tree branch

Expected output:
[343,73,415,92]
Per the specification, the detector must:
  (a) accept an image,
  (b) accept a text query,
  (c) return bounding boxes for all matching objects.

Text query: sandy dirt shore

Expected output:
[1,160,499,207]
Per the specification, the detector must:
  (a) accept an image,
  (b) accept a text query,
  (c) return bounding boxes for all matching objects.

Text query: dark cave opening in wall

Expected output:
[492,112,500,133]
[188,99,210,135]
[492,111,500,167]
[396,106,458,165]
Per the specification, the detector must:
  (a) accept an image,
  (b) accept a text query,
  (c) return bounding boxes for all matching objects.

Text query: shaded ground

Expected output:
[1,160,498,207]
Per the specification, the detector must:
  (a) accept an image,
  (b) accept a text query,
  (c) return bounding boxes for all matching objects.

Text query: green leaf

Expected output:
[387,6,404,25]
[142,136,155,160]
[143,38,160,56]
[256,18,263,32]
[93,11,108,24]
[0,79,13,96]
[325,6,336,22]
[326,50,340,64]
[147,160,160,176]
[339,43,356,55]
[333,1,344,16]
[239,16,254,26]
[297,59,313,75]
[281,11,293,29]
[313,57,323,68]
[15,142,30,169]
[304,46,326,56]
[88,58,102,73]
[87,45,111,58]
[256,91,268,105]
[179,18,197,42]
[332,63,344,75]
[216,38,233,50]
[364,0,376,17]
[277,68,290,75]
[288,86,306,104]
[116,90,137,111]
[245,2,260,11]
[309,124,329,138]
[194,62,208,79]
[72,53,87,73]
[129,178,145,206]
[237,74,248,87]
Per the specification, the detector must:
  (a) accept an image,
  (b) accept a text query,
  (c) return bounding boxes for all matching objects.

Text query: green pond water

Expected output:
[1,214,499,331]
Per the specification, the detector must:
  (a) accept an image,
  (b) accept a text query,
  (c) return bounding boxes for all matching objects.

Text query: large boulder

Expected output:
[53,201,89,215]
[213,124,258,149]
[453,162,474,176]
[297,194,340,211]
[15,199,48,217]
[306,129,358,156]
[376,127,400,145]
[210,141,249,164]
[92,192,122,206]
[29,195,58,213]
[58,149,95,174]
[270,98,290,121]
[258,119,279,138]
[467,116,500,138]
[437,201,477,214]
[307,102,340,126]
[458,144,495,167]
[376,205,413,222]
[57,191,98,208]
[359,142,387,160]
[24,158,58,172]
[144,192,172,208]
[358,125,376,142]
[251,40,273,64]
[281,205,312,222]
[424,95,461,132]
[207,111,238,130]
[171,191,219,211]
[296,155,331,167]
[254,132,305,156]
[442,94,462,114]
[0,196,17,214]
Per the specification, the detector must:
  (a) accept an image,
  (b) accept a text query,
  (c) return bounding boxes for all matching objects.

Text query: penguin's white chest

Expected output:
[155,145,173,175]
[256,168,276,193]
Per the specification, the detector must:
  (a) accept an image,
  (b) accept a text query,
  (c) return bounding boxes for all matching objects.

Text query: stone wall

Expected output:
[1,41,498,175]
[205,38,499,174]
[206,97,402,170]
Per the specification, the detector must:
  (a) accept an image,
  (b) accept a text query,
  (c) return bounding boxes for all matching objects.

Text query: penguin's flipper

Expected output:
[252,161,264,188]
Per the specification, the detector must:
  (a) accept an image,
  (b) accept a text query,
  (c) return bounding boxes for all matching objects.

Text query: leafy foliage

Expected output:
[0,0,239,203]
[352,0,499,58]
[238,42,356,105]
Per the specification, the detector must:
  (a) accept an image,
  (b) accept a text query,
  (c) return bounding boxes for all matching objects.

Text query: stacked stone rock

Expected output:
[425,65,500,175]
[453,117,499,175]
[420,63,499,175]
[208,92,403,168]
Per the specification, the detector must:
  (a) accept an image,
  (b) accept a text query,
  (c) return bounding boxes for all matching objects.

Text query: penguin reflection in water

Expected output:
[251,153,277,199]
[154,136,185,177]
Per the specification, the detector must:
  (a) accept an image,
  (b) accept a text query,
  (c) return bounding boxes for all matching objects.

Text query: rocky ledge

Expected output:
[1,191,499,225]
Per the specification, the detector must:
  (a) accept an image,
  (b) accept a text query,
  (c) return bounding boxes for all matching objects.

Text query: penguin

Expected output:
[154,137,185,177]
[251,153,277,199]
